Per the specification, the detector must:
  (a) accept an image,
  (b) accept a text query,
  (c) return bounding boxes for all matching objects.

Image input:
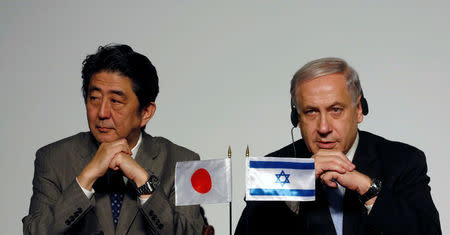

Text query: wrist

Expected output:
[359,178,382,204]
[357,174,372,195]
[134,169,150,187]
[135,173,159,196]
[77,170,97,190]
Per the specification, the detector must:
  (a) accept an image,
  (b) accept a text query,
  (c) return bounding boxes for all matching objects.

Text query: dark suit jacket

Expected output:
[235,131,441,235]
[23,132,205,235]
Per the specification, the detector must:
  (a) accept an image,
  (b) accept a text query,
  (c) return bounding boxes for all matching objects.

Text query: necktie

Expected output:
[108,170,126,228]
[110,192,124,227]
[326,186,344,235]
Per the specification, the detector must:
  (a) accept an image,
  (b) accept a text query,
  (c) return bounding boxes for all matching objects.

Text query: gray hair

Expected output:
[290,57,362,109]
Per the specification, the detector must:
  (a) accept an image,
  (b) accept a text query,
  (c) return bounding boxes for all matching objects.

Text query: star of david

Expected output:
[275,170,290,187]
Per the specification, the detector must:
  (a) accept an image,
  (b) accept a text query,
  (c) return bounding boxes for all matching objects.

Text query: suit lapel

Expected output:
[115,132,161,235]
[74,133,99,177]
[352,131,378,177]
[135,133,162,177]
[94,192,116,235]
[115,185,139,235]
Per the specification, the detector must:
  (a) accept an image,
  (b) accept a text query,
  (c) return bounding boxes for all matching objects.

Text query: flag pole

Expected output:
[228,146,232,235]
[244,145,249,234]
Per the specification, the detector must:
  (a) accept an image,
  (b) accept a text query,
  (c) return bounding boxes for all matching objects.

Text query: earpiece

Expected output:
[360,92,369,116]
[290,101,299,127]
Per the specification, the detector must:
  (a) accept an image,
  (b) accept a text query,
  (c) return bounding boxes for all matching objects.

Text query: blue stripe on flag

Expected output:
[249,161,314,169]
[249,188,315,197]
[250,188,316,197]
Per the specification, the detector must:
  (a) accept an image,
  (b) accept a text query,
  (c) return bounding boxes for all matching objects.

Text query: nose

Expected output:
[318,113,332,136]
[98,99,111,120]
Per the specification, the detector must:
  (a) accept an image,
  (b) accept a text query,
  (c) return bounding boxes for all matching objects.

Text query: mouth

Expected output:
[316,141,337,149]
[96,126,114,133]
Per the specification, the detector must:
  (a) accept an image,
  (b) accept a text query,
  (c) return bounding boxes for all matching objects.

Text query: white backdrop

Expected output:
[1,1,449,234]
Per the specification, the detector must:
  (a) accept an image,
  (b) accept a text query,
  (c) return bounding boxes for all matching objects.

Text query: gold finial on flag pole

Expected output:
[227,145,232,235]
[246,145,249,157]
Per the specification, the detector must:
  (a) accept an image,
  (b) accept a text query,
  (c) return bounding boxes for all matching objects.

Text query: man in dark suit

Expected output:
[23,44,205,234]
[235,57,441,234]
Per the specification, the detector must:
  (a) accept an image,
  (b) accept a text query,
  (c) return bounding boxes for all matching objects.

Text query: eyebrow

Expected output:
[302,102,346,110]
[88,86,101,93]
[329,102,345,108]
[110,90,126,98]
[88,86,127,98]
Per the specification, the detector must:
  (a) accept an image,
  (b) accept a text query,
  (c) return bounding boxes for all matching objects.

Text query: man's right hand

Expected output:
[312,149,355,180]
[77,139,131,190]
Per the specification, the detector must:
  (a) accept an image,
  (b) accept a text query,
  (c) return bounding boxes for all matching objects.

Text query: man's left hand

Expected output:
[320,170,372,196]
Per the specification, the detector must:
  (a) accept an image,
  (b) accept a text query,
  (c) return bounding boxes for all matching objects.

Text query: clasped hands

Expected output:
[313,149,376,205]
[77,139,149,194]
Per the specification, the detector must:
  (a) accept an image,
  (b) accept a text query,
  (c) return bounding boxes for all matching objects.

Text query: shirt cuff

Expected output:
[139,195,151,205]
[365,203,373,214]
[76,177,95,199]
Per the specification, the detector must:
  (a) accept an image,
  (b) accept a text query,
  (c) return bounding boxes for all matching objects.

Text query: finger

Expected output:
[329,154,355,170]
[109,155,119,169]
[316,158,351,175]
[321,172,338,188]
[326,151,354,166]
[106,140,132,156]
[316,150,355,169]
[113,139,132,154]
[112,152,134,168]
[116,152,140,179]
[329,157,355,171]
[317,155,354,172]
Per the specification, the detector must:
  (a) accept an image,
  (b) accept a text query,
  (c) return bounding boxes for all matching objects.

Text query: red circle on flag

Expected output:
[191,168,212,194]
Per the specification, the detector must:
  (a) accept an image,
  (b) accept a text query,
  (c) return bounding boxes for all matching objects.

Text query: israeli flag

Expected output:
[246,157,315,201]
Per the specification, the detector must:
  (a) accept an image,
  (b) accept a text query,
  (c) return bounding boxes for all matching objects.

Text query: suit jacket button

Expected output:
[158,224,164,230]
[149,210,154,216]
[77,207,82,213]
[69,215,75,221]
[151,215,157,221]
[65,220,70,225]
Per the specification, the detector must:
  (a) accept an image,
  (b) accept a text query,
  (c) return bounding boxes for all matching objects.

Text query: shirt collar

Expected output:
[346,132,359,163]
[130,132,142,160]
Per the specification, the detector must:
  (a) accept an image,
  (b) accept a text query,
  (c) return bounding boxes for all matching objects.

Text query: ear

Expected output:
[356,95,364,124]
[140,102,156,128]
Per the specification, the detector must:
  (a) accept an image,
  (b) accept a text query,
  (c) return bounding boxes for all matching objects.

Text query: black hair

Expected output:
[81,44,159,112]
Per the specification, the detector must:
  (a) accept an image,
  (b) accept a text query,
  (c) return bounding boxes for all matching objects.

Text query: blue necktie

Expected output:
[108,170,126,228]
[326,186,344,235]
[110,192,124,227]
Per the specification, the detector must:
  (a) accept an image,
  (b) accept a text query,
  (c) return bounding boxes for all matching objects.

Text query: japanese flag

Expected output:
[175,158,231,206]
